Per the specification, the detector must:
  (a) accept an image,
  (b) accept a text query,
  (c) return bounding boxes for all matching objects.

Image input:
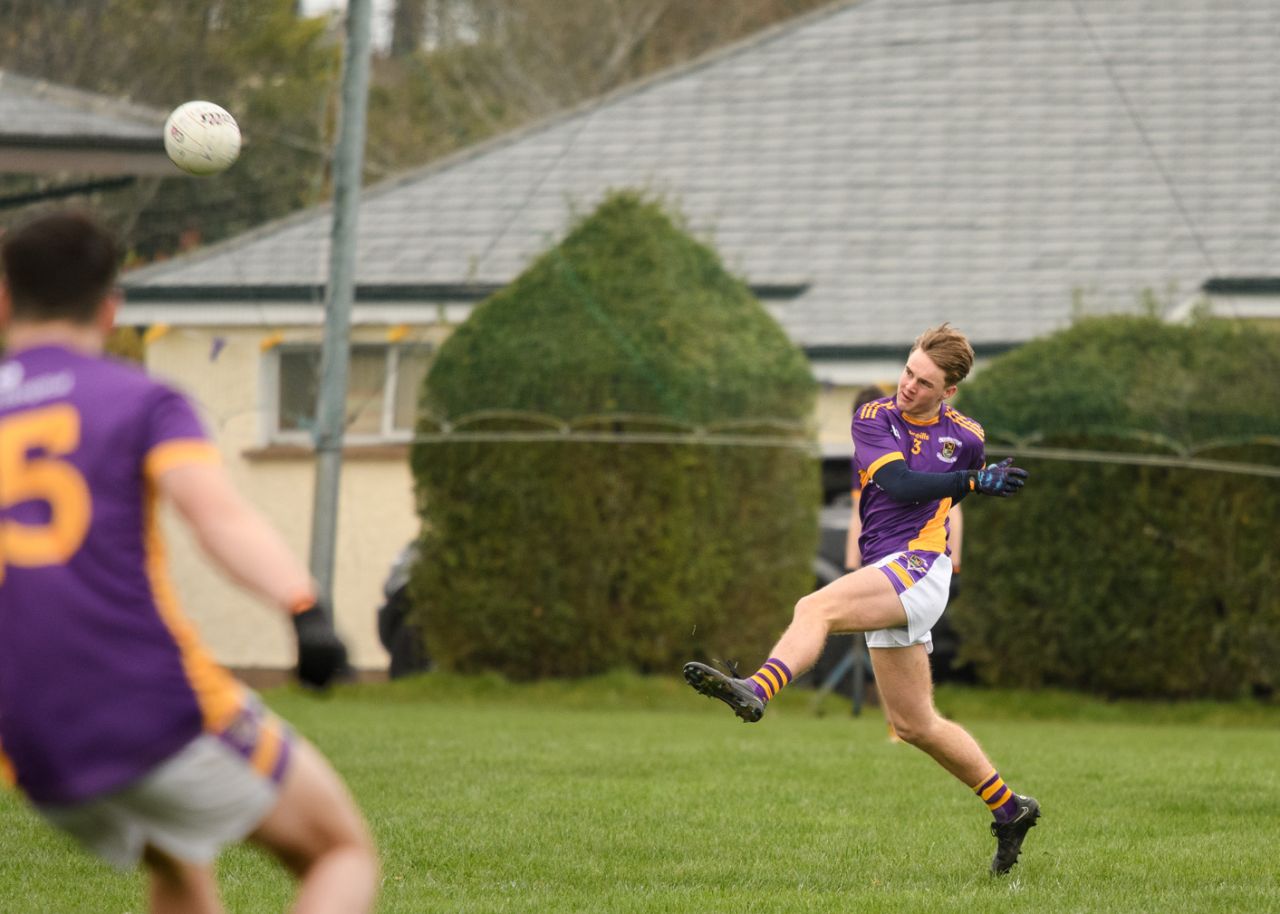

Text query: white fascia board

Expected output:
[117,300,478,327]
[1167,294,1280,322]
[806,358,905,385]
[1201,296,1280,319]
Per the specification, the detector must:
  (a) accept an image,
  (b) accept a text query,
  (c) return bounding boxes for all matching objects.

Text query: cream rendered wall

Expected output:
[813,382,899,458]
[145,326,422,672]
[143,324,892,672]
[814,384,858,457]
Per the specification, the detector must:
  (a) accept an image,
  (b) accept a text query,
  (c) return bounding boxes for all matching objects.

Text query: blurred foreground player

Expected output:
[0,211,377,914]
[685,324,1040,875]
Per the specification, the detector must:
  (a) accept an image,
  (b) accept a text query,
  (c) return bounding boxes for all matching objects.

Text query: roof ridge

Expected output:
[0,68,168,127]
[123,0,866,284]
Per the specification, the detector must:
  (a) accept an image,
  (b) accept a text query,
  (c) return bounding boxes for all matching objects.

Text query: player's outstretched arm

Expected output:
[158,460,315,610]
[969,457,1029,496]
[872,456,1029,504]
[158,461,348,688]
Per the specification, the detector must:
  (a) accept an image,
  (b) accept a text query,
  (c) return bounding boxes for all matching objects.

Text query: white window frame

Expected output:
[264,341,433,446]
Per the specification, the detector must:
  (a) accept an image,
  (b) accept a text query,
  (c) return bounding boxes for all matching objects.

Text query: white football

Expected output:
[164,101,241,176]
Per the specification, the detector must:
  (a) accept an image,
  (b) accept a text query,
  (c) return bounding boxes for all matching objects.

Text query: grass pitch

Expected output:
[1,674,1277,913]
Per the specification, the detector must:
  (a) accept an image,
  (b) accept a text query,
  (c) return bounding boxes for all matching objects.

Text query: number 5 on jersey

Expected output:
[0,404,92,585]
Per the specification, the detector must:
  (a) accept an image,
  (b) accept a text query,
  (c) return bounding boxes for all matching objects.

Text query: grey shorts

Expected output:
[39,733,284,869]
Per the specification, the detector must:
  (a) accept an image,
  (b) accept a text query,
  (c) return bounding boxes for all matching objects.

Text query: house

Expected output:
[119,0,1280,674]
[0,69,171,179]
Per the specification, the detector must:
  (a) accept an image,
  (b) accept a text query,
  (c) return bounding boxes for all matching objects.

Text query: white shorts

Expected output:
[39,733,283,869]
[864,550,952,653]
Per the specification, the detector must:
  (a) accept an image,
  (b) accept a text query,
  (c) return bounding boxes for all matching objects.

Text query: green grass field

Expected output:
[2,674,1278,913]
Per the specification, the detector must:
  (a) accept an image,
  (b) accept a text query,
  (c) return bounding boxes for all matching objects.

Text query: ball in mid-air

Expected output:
[164,101,241,176]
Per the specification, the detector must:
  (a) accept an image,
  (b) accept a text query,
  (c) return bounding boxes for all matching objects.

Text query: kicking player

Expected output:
[0,211,378,913]
[685,323,1040,876]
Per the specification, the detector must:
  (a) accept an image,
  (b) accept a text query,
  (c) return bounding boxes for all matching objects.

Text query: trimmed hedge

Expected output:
[408,192,818,678]
[951,316,1280,699]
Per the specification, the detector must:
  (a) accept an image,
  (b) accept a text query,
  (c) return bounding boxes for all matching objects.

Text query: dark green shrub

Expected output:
[408,192,817,679]
[952,316,1280,698]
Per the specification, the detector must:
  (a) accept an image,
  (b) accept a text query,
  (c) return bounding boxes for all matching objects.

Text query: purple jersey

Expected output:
[0,345,250,805]
[851,396,985,565]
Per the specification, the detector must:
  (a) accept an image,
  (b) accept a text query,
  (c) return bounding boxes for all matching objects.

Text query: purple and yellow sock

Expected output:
[747,658,793,702]
[973,770,1020,823]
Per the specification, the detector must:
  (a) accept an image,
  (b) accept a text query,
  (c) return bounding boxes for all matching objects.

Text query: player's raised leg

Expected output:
[870,645,1039,875]
[249,739,378,914]
[684,565,907,721]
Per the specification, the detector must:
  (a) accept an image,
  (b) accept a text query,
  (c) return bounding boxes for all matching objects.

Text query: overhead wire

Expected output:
[1068,0,1219,276]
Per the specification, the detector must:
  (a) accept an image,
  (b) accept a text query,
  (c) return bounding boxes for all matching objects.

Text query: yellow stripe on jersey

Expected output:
[249,719,286,779]
[909,498,951,552]
[901,411,940,427]
[885,562,914,589]
[944,406,985,441]
[952,419,984,440]
[145,439,221,478]
[142,485,246,733]
[866,452,905,478]
[858,401,892,421]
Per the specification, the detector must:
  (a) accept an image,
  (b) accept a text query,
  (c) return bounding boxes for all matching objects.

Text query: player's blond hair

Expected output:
[912,323,974,387]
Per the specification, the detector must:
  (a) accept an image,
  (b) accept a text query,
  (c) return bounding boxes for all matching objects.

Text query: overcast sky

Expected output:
[298,0,396,50]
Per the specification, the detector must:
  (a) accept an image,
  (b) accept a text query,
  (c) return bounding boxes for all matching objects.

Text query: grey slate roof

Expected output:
[123,0,1280,350]
[0,70,168,174]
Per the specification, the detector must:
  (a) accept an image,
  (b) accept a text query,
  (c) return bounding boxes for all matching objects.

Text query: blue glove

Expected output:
[971,457,1028,497]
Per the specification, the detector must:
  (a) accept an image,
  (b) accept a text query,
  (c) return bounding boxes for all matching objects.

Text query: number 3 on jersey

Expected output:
[0,404,92,585]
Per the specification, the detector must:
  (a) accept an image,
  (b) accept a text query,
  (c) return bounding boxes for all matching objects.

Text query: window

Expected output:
[272,343,433,444]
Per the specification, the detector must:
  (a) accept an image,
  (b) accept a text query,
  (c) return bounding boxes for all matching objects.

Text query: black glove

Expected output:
[292,601,348,690]
[948,571,961,601]
[970,457,1028,497]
